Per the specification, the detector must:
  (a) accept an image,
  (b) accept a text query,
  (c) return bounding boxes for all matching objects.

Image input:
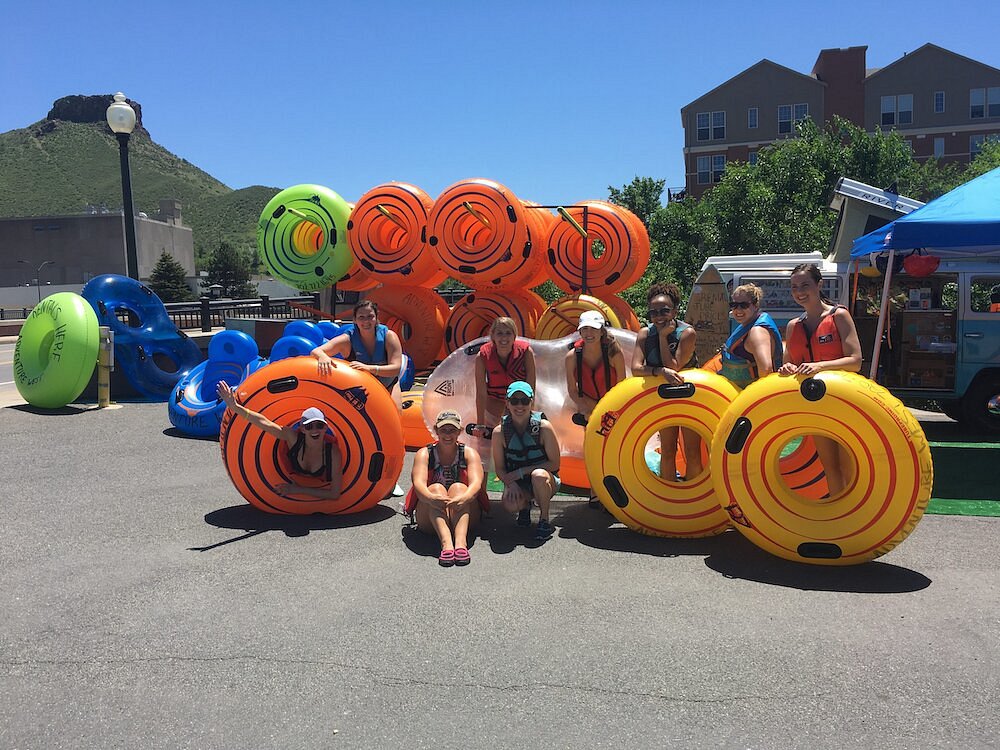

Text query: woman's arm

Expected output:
[744,326,775,377]
[312,333,351,375]
[611,350,627,382]
[410,446,445,502]
[379,329,404,378]
[537,421,562,476]
[451,445,485,505]
[674,326,697,370]
[217,381,290,440]
[779,320,799,374]
[827,310,863,373]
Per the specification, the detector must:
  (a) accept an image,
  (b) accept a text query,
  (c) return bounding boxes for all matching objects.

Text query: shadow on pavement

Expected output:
[162,427,220,442]
[704,535,933,593]
[7,403,100,416]
[191,503,396,551]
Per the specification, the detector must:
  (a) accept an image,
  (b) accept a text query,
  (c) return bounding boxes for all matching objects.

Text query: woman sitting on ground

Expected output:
[406,410,487,567]
[217,381,342,500]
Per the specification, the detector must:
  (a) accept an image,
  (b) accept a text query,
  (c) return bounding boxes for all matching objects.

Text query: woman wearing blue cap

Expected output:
[217,381,342,500]
[491,380,561,540]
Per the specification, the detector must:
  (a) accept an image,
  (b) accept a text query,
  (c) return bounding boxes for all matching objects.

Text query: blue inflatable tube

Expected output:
[82,274,203,400]
[168,330,266,436]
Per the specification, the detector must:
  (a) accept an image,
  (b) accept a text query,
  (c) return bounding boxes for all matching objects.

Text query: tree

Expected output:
[965,138,1000,181]
[202,241,256,298]
[608,177,666,228]
[148,250,195,302]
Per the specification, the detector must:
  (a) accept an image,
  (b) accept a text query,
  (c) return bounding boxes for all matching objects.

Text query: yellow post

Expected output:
[376,204,407,230]
[556,206,588,238]
[286,207,310,219]
[97,325,113,408]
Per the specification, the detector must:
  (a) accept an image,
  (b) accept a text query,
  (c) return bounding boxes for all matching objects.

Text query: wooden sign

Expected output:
[685,264,730,364]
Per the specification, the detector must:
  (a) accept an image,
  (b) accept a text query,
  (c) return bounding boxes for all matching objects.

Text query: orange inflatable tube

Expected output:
[603,294,642,332]
[364,286,448,370]
[534,294,621,341]
[347,182,445,288]
[444,289,546,352]
[219,356,404,515]
[546,201,650,297]
[401,390,435,449]
[427,179,547,290]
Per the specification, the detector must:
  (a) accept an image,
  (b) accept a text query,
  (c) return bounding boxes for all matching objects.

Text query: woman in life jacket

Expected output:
[491,381,561,541]
[564,310,626,505]
[779,263,863,497]
[217,381,342,500]
[407,409,487,567]
[630,282,703,482]
[714,283,783,388]
[311,300,403,391]
[472,317,536,438]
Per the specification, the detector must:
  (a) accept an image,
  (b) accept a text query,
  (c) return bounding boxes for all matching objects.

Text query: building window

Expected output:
[934,137,945,158]
[971,134,985,157]
[697,112,710,141]
[712,155,726,183]
[749,151,758,166]
[712,111,726,140]
[992,87,1000,117]
[778,105,792,134]
[971,88,986,118]
[748,107,758,129]
[934,91,945,113]
[697,155,711,184]
[793,103,809,123]
[881,95,912,127]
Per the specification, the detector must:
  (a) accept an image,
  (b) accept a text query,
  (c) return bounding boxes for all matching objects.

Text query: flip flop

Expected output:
[438,549,456,567]
[453,548,471,566]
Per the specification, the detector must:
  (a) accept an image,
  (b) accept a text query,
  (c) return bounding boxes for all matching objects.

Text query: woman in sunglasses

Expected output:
[714,284,783,388]
[779,263,862,497]
[217,381,343,500]
[492,381,561,540]
[472,317,536,438]
[631,283,702,481]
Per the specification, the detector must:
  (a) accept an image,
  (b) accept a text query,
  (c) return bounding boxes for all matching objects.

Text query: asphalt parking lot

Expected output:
[2,400,998,749]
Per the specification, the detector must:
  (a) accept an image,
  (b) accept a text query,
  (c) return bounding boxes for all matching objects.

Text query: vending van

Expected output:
[692,179,1000,434]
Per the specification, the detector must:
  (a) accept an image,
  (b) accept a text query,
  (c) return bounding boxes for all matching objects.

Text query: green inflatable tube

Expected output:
[14,292,100,408]
[257,184,354,292]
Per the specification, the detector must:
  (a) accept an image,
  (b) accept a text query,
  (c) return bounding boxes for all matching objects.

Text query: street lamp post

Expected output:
[106,92,140,280]
[18,260,54,303]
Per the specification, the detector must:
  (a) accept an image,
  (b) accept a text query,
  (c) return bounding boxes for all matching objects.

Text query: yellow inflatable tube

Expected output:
[711,371,933,566]
[584,369,739,537]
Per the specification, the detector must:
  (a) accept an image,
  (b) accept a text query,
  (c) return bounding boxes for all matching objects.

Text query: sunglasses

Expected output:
[303,422,326,431]
[647,306,674,317]
[507,396,531,406]
[729,300,752,310]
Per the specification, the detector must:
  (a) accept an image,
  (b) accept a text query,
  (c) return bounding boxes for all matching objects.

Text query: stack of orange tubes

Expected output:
[546,200,650,298]
[347,183,445,288]
[427,178,549,291]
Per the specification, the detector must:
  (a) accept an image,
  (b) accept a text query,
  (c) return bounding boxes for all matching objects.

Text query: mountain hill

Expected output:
[0,95,279,264]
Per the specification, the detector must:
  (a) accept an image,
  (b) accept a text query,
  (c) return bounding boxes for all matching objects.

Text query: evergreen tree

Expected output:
[202,241,256,298]
[148,250,195,302]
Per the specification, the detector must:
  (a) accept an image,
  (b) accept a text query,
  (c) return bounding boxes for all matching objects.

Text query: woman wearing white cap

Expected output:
[565,310,626,422]
[406,409,487,566]
[217,381,342,500]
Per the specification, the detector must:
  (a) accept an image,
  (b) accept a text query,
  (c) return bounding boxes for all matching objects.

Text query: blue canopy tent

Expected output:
[848,165,1000,376]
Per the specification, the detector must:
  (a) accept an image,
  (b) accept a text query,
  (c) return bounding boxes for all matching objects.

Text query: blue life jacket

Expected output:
[347,323,397,390]
[501,411,549,473]
[719,311,783,388]
[643,321,698,369]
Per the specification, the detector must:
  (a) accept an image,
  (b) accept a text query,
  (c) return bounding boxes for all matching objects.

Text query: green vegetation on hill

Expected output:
[0,114,278,267]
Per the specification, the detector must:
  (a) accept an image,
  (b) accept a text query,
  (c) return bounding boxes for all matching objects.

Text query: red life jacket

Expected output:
[479,339,530,400]
[573,339,618,401]
[786,305,847,364]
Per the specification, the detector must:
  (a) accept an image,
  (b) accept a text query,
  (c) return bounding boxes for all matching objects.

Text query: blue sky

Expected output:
[3,0,999,206]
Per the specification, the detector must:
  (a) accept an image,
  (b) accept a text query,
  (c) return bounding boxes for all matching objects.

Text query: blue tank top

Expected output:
[719,312,783,388]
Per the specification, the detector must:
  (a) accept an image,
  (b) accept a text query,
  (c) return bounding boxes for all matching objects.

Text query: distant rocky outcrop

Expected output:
[45,94,146,134]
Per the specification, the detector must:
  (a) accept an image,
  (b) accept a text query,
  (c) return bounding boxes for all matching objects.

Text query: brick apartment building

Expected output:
[680,44,1000,198]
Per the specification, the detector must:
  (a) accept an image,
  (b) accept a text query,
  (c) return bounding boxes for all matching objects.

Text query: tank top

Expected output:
[720,312,783,388]
[287,432,338,480]
[643,321,698,369]
[573,338,619,401]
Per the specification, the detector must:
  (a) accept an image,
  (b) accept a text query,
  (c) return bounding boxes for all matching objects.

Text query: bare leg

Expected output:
[415,483,454,550]
[813,436,851,498]
[445,483,480,549]
[659,426,680,480]
[529,468,558,522]
[680,428,703,480]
